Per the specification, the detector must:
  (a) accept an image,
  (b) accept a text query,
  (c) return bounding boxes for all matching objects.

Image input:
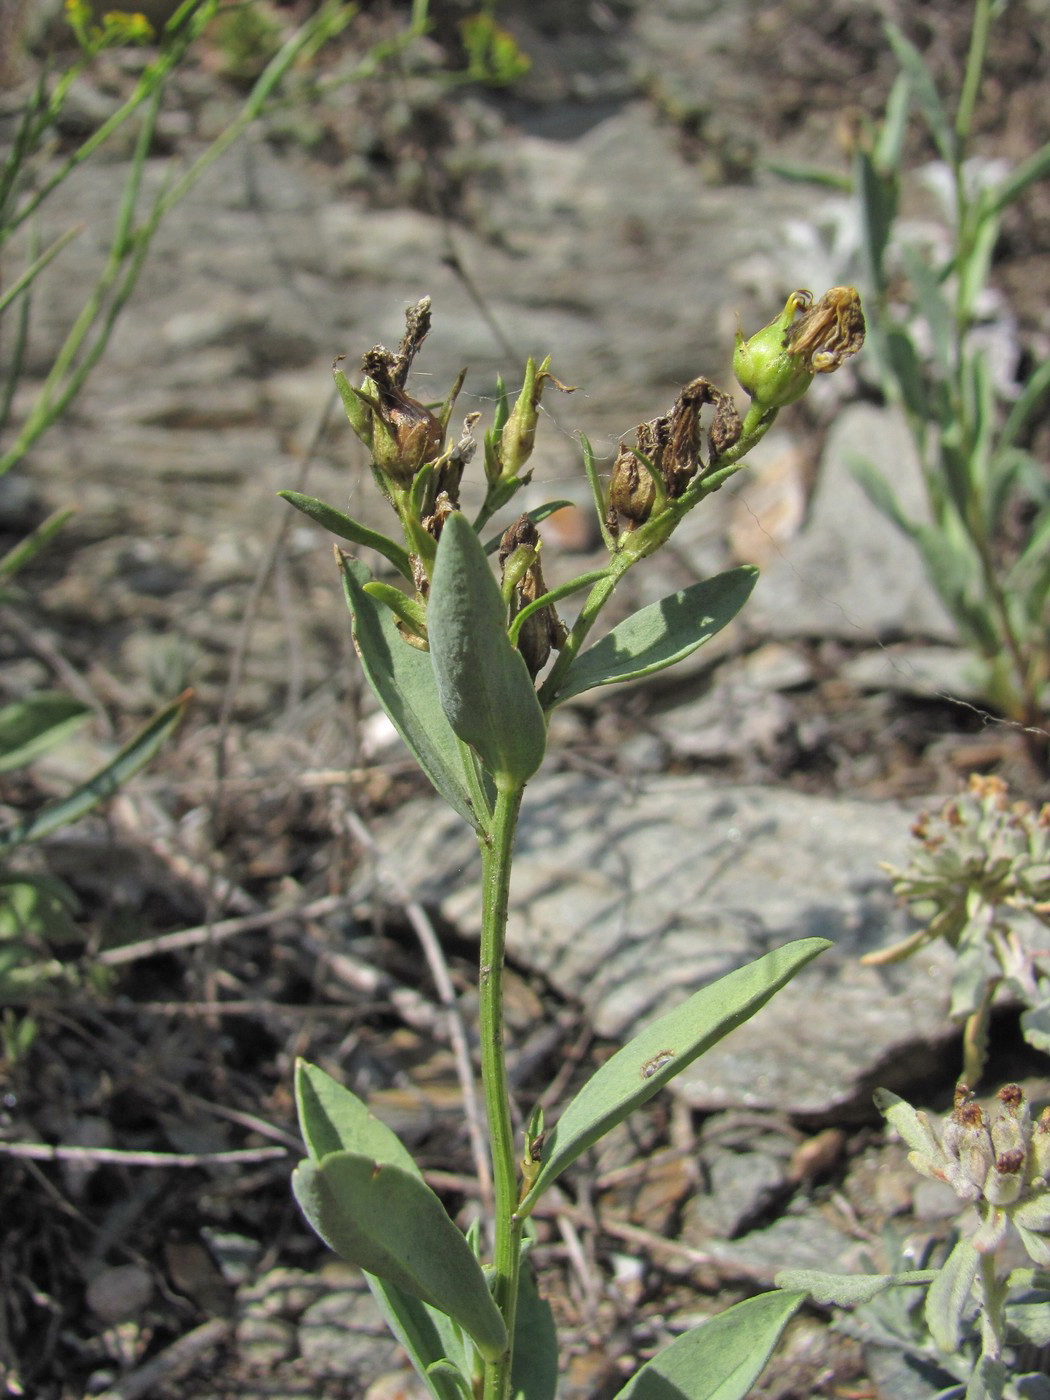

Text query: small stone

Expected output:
[236,1314,296,1369]
[86,1265,153,1324]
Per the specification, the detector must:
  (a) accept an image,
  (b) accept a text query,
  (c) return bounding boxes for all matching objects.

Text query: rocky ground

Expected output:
[1,1,1048,1397]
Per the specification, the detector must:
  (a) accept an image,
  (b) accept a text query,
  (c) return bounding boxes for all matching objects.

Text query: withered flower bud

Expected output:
[354,299,446,488]
[734,287,865,411]
[499,515,567,679]
[499,357,575,481]
[607,377,732,532]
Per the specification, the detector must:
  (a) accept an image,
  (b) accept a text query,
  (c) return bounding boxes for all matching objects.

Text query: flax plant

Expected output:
[284,290,864,1398]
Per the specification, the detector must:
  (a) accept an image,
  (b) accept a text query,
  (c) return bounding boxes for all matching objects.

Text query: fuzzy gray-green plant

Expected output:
[284,289,864,1400]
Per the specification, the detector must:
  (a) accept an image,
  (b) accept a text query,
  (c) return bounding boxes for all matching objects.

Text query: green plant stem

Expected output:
[955,0,992,149]
[536,559,626,708]
[975,1248,1005,1364]
[478,779,525,1400]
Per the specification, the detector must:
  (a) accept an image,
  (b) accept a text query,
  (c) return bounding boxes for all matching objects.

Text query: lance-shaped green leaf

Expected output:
[611,1290,805,1400]
[428,512,546,786]
[924,1236,979,1354]
[0,690,190,852]
[511,1261,557,1400]
[519,938,828,1214]
[0,693,93,772]
[0,507,76,584]
[339,555,482,829]
[296,1059,419,1172]
[551,567,758,706]
[280,490,412,581]
[775,1268,936,1307]
[292,1152,507,1363]
[295,1063,476,1400]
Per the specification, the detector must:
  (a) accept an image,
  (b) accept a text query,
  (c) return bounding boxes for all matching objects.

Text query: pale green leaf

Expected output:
[339,555,484,829]
[987,140,1050,216]
[884,23,955,166]
[848,458,918,537]
[292,1152,507,1363]
[280,490,412,581]
[0,691,190,851]
[296,1062,479,1396]
[0,693,93,772]
[774,1268,935,1307]
[0,507,76,584]
[611,1291,805,1400]
[428,512,546,786]
[481,501,575,556]
[520,939,828,1213]
[925,1236,979,1353]
[295,1060,420,1174]
[511,1261,558,1400]
[552,567,758,705]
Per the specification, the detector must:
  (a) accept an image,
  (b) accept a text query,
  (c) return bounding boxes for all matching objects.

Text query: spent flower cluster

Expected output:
[865,774,1050,1085]
[782,1082,1050,1400]
[880,1082,1050,1266]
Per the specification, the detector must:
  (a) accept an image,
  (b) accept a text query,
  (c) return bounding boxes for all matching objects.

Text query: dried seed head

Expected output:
[499,515,567,679]
[734,287,865,411]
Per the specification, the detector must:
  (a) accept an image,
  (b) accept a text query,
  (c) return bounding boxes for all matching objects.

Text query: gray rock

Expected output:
[749,404,958,643]
[356,773,958,1117]
[702,1203,867,1282]
[690,1145,788,1238]
[840,645,984,702]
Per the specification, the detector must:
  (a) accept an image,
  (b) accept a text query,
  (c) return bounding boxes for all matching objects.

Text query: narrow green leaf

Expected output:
[520,938,828,1213]
[508,568,610,649]
[0,507,76,583]
[849,456,920,537]
[986,139,1050,218]
[368,1276,474,1400]
[873,1089,946,1160]
[853,147,898,297]
[295,1060,420,1173]
[428,512,546,786]
[881,326,929,422]
[611,1290,805,1400]
[512,1260,558,1400]
[363,580,429,641]
[292,1152,507,1362]
[884,22,955,166]
[0,691,190,852]
[482,500,575,556]
[333,364,374,445]
[0,693,93,772]
[965,1355,1007,1400]
[552,567,758,706]
[762,159,852,191]
[900,246,954,376]
[579,433,617,551]
[1001,353,1050,450]
[280,490,412,581]
[1006,1288,1050,1347]
[873,73,912,175]
[426,1361,473,1400]
[924,1236,979,1353]
[339,555,481,829]
[775,1268,936,1307]
[295,1062,479,1397]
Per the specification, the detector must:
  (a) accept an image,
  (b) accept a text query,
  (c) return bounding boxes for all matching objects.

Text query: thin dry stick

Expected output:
[93,1318,230,1400]
[96,893,348,965]
[342,805,493,1212]
[0,1142,286,1167]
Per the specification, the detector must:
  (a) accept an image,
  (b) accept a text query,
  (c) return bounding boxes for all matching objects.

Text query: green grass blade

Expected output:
[0,691,190,851]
